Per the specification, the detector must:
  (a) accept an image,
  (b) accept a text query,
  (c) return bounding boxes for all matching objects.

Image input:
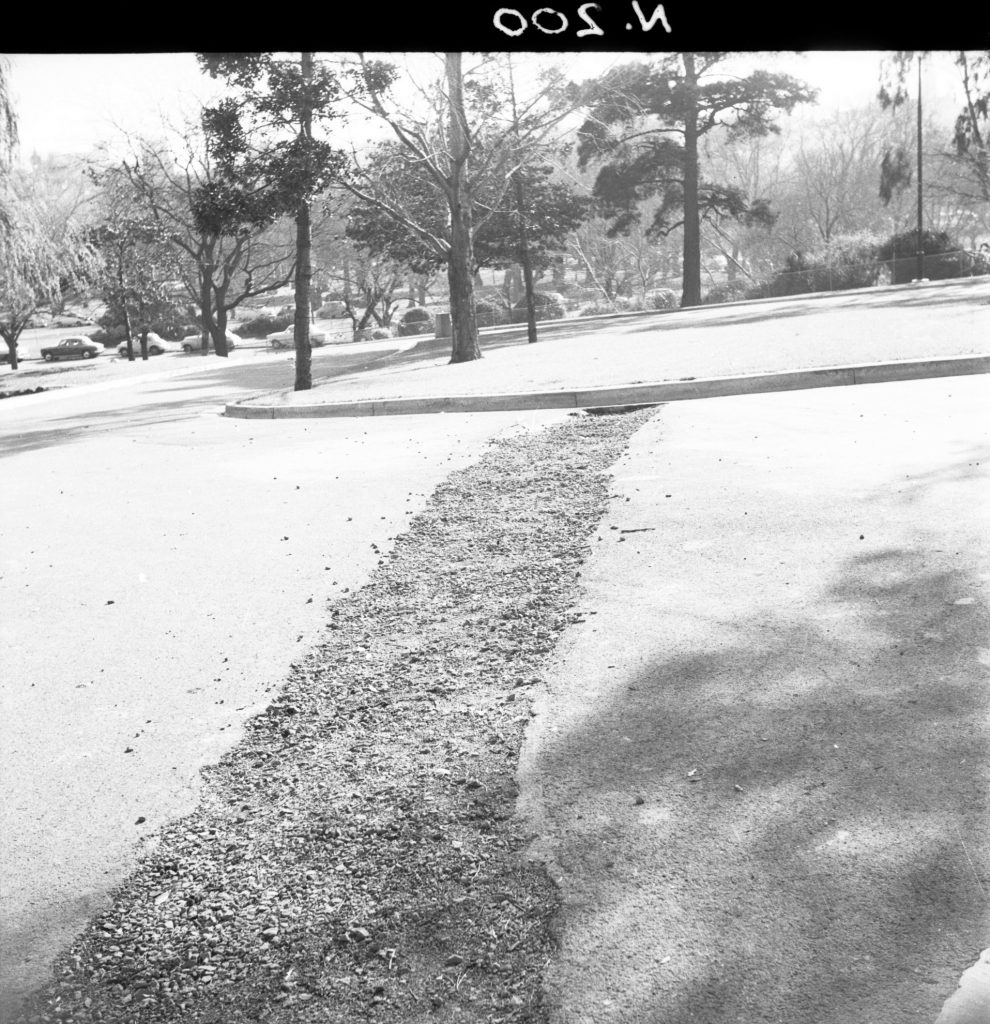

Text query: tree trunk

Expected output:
[139,326,149,361]
[294,52,315,391]
[680,53,702,308]
[294,199,314,388]
[445,53,481,364]
[4,333,19,370]
[212,298,230,358]
[199,266,213,355]
[122,304,135,361]
[447,217,480,363]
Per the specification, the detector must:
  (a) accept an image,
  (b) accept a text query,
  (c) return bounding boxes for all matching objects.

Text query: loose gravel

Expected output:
[13,407,657,1024]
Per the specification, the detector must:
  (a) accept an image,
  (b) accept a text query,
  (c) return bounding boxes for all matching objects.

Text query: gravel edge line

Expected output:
[13,406,658,1024]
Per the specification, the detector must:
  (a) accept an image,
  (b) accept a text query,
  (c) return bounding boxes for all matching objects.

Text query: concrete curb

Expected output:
[224,355,990,420]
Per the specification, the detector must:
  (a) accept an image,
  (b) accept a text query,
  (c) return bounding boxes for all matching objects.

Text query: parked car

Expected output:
[268,328,327,350]
[116,332,179,357]
[181,330,239,353]
[40,336,102,361]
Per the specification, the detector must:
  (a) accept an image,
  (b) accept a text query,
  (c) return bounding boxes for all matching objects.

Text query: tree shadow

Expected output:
[0,395,233,457]
[625,301,826,333]
[0,888,111,1020]
[0,346,415,457]
[621,281,990,335]
[530,546,989,1022]
[886,444,990,504]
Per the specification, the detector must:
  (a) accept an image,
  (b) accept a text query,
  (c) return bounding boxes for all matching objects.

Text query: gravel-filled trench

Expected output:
[14,407,657,1024]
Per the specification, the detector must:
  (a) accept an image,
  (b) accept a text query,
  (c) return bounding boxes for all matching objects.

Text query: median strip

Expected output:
[225,354,990,420]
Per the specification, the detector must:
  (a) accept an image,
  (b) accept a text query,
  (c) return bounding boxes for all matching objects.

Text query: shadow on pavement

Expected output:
[535,545,988,1022]
[0,395,234,457]
[0,346,414,457]
[0,888,109,1021]
[892,444,990,502]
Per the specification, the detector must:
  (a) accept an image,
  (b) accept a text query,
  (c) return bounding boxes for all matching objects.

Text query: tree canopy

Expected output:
[0,193,97,367]
[198,52,349,388]
[576,54,816,305]
[880,51,990,205]
[343,52,588,360]
[345,144,589,276]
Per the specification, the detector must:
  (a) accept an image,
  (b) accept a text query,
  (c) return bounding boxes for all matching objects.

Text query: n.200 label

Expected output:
[493,3,672,37]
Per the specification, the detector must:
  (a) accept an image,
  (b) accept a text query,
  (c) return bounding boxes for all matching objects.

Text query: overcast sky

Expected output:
[3,51,968,163]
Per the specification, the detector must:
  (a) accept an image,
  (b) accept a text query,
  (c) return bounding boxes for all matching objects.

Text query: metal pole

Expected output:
[916,55,924,281]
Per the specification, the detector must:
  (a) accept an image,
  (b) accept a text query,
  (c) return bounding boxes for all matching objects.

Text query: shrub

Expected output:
[576,292,676,316]
[86,330,110,347]
[317,301,347,318]
[238,312,295,338]
[474,297,509,327]
[397,306,436,336]
[645,288,679,310]
[578,301,614,317]
[821,233,883,290]
[753,233,885,298]
[577,297,638,316]
[511,291,566,323]
[88,324,127,346]
[97,300,190,341]
[877,229,975,283]
[702,281,750,305]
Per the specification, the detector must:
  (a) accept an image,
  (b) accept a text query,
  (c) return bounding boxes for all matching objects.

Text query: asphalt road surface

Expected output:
[519,374,990,1024]
[2,288,987,1020]
[0,339,569,1015]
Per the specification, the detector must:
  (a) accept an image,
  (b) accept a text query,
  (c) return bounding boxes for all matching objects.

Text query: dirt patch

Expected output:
[11,408,656,1024]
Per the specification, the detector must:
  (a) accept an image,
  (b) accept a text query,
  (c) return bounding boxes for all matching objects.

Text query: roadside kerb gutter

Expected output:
[225,354,990,419]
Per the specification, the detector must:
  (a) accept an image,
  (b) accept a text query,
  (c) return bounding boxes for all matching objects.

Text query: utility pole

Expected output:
[507,55,538,344]
[916,54,925,282]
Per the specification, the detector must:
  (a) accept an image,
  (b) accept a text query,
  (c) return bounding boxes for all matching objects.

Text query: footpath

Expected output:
[228,280,990,1023]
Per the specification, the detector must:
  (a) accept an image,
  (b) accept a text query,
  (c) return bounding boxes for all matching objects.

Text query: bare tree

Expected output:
[99,126,296,356]
[791,108,893,244]
[344,52,585,362]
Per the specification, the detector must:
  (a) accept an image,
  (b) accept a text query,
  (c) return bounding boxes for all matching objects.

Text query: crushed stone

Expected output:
[12,407,657,1024]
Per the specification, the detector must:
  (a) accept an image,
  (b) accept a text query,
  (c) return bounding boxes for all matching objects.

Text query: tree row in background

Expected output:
[3,51,989,379]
